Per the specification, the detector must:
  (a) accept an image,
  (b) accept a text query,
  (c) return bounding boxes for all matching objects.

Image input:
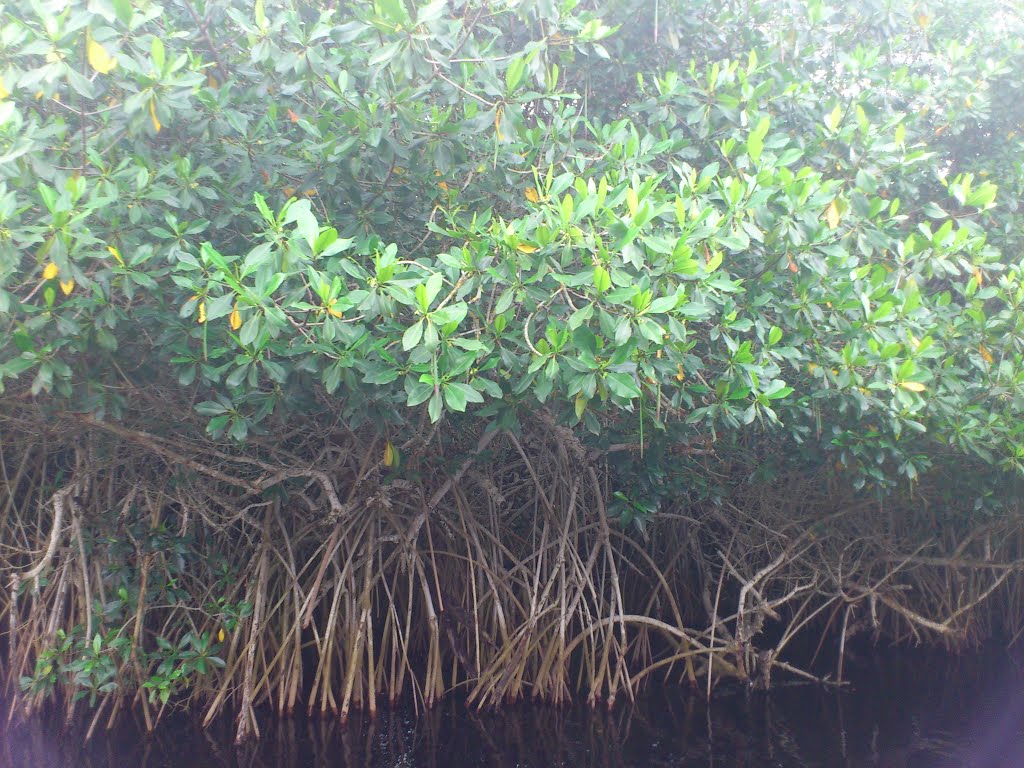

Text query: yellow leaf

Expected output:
[383,441,395,468]
[106,245,125,266]
[676,363,685,382]
[0,75,8,100]
[825,199,840,230]
[207,74,219,89]
[437,181,449,191]
[197,301,206,324]
[303,188,317,197]
[229,307,242,330]
[979,344,993,364]
[495,105,504,142]
[525,186,540,203]
[217,628,225,643]
[626,187,639,216]
[327,306,343,318]
[516,243,538,254]
[59,279,75,296]
[899,381,926,392]
[288,108,299,123]
[87,35,118,74]
[149,98,161,132]
[42,262,59,280]
[972,267,983,286]
[916,13,929,28]
[574,392,587,419]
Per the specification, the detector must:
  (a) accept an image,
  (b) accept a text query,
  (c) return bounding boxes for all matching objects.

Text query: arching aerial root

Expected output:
[1,416,1020,741]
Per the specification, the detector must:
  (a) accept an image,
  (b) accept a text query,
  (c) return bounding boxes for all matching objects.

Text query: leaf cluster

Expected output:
[1,0,1022,502]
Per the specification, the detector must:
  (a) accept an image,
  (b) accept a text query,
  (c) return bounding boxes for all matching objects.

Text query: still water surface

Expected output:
[3,651,1022,767]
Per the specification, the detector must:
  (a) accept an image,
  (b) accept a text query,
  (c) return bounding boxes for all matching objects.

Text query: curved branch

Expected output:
[7,483,75,666]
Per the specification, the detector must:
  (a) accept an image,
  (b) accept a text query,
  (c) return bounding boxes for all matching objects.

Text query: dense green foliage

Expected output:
[1,0,1023,498]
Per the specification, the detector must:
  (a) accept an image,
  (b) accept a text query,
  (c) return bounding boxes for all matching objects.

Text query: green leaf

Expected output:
[568,303,595,329]
[225,364,249,388]
[376,0,411,25]
[443,382,482,412]
[195,401,228,416]
[763,380,793,400]
[239,315,261,346]
[826,104,842,132]
[206,414,229,435]
[506,56,526,94]
[253,192,274,224]
[747,134,763,164]
[560,193,574,226]
[363,366,400,385]
[637,317,663,343]
[112,0,133,25]
[151,36,165,72]
[229,417,248,441]
[283,199,319,252]
[430,302,468,326]
[494,289,515,315]
[428,390,443,422]
[715,230,749,251]
[406,381,433,407]
[965,182,997,209]
[205,292,235,321]
[402,319,424,351]
[747,116,770,162]
[645,295,677,314]
[605,371,641,399]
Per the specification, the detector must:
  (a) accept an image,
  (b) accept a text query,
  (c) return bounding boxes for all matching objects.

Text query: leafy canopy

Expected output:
[1,0,1023,504]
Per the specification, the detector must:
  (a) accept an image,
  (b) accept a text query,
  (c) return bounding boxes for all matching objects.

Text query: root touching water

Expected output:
[1,412,1021,742]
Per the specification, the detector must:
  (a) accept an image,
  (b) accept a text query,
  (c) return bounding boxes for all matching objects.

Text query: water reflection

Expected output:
[3,652,1022,767]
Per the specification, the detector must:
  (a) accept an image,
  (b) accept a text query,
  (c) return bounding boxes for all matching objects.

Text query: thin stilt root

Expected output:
[1,411,1022,738]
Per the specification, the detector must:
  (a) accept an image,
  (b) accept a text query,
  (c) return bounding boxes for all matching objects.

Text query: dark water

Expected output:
[3,651,1023,767]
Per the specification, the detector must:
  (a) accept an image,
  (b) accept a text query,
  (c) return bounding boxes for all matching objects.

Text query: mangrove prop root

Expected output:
[0,414,1022,738]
